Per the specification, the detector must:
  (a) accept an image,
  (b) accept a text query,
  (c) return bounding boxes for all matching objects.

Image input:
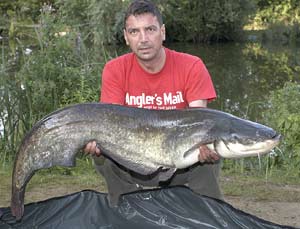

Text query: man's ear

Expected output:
[124,29,129,45]
[161,24,166,41]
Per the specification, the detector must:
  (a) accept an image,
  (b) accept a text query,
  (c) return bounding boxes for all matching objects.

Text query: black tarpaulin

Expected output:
[0,186,296,229]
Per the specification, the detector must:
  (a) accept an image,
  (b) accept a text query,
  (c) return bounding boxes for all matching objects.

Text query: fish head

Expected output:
[215,116,281,158]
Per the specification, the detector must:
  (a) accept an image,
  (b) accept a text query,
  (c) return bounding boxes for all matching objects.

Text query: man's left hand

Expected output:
[198,145,220,163]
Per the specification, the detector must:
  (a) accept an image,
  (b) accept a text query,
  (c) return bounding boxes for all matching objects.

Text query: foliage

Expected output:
[256,0,300,25]
[54,0,127,46]
[17,35,100,120]
[0,0,55,42]
[2,0,300,44]
[0,0,50,22]
[0,9,103,161]
[87,0,127,45]
[161,0,254,43]
[1,0,255,44]
[0,44,21,163]
[253,0,300,44]
[262,82,300,176]
[53,0,254,44]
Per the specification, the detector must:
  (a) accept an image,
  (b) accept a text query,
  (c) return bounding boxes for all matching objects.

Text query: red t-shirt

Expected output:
[100,47,216,110]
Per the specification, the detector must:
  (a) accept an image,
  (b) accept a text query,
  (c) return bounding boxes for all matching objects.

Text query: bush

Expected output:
[54,0,126,46]
[16,34,102,125]
[254,0,300,44]
[0,9,104,160]
[161,0,254,42]
[262,82,300,175]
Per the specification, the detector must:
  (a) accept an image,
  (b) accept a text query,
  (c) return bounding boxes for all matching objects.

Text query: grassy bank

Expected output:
[1,157,300,208]
[0,158,106,207]
[221,170,300,202]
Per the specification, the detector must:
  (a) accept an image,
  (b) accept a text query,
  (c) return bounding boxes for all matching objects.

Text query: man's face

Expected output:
[124,13,165,62]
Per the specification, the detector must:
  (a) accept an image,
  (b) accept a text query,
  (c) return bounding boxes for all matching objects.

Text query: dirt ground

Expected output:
[1,183,300,228]
[225,196,300,228]
[221,177,300,228]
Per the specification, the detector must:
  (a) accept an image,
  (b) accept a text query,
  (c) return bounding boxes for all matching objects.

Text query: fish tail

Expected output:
[11,186,25,220]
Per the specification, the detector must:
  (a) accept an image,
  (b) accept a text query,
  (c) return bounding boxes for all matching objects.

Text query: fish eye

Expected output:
[231,133,239,140]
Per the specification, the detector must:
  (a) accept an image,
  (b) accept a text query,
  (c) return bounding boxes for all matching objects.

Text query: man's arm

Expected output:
[189,99,220,163]
[189,100,207,108]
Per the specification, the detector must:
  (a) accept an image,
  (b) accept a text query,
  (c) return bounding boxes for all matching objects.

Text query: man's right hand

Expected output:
[84,141,101,157]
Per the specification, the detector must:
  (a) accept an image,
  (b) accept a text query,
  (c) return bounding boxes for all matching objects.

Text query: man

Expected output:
[85,0,222,206]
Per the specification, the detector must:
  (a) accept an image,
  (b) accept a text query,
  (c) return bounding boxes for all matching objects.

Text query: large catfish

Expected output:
[10,103,280,220]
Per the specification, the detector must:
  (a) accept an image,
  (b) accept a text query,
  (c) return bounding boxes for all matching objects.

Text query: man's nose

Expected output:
[139,30,149,42]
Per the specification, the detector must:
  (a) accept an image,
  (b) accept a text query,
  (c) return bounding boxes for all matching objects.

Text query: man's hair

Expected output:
[124,0,163,28]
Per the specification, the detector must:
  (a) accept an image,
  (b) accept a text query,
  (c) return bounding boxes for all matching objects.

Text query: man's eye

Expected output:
[147,27,156,32]
[129,30,138,35]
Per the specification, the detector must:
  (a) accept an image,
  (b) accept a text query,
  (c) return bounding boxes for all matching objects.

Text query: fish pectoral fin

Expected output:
[104,153,158,176]
[130,162,158,176]
[158,168,176,181]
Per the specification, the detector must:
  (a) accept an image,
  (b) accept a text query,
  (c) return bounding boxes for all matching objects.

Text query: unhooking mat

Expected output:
[0,186,297,229]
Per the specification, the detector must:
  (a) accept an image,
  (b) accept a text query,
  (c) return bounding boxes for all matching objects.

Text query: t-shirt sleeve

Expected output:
[100,63,125,104]
[185,59,216,103]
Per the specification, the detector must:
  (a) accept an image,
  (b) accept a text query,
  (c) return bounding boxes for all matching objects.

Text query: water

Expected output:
[167,42,300,121]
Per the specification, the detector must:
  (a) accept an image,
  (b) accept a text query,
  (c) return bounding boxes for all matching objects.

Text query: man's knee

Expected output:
[187,162,223,200]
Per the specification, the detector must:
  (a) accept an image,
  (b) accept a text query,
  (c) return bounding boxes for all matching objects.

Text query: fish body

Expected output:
[11,103,281,220]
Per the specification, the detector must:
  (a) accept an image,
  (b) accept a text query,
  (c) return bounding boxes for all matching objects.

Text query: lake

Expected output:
[167,42,300,121]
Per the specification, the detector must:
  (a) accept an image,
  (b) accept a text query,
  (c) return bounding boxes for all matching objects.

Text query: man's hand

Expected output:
[188,100,219,163]
[84,140,101,157]
[198,145,219,163]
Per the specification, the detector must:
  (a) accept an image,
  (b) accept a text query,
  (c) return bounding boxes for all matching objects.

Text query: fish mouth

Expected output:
[215,133,281,158]
[272,133,282,142]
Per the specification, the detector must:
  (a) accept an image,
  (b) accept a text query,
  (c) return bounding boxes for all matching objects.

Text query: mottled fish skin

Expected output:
[10,103,281,220]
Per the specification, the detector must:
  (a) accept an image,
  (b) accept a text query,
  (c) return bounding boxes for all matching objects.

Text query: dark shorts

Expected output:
[93,156,223,207]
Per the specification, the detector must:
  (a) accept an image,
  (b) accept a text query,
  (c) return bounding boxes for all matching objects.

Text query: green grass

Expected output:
[0,157,106,207]
[1,157,300,208]
[221,169,300,202]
